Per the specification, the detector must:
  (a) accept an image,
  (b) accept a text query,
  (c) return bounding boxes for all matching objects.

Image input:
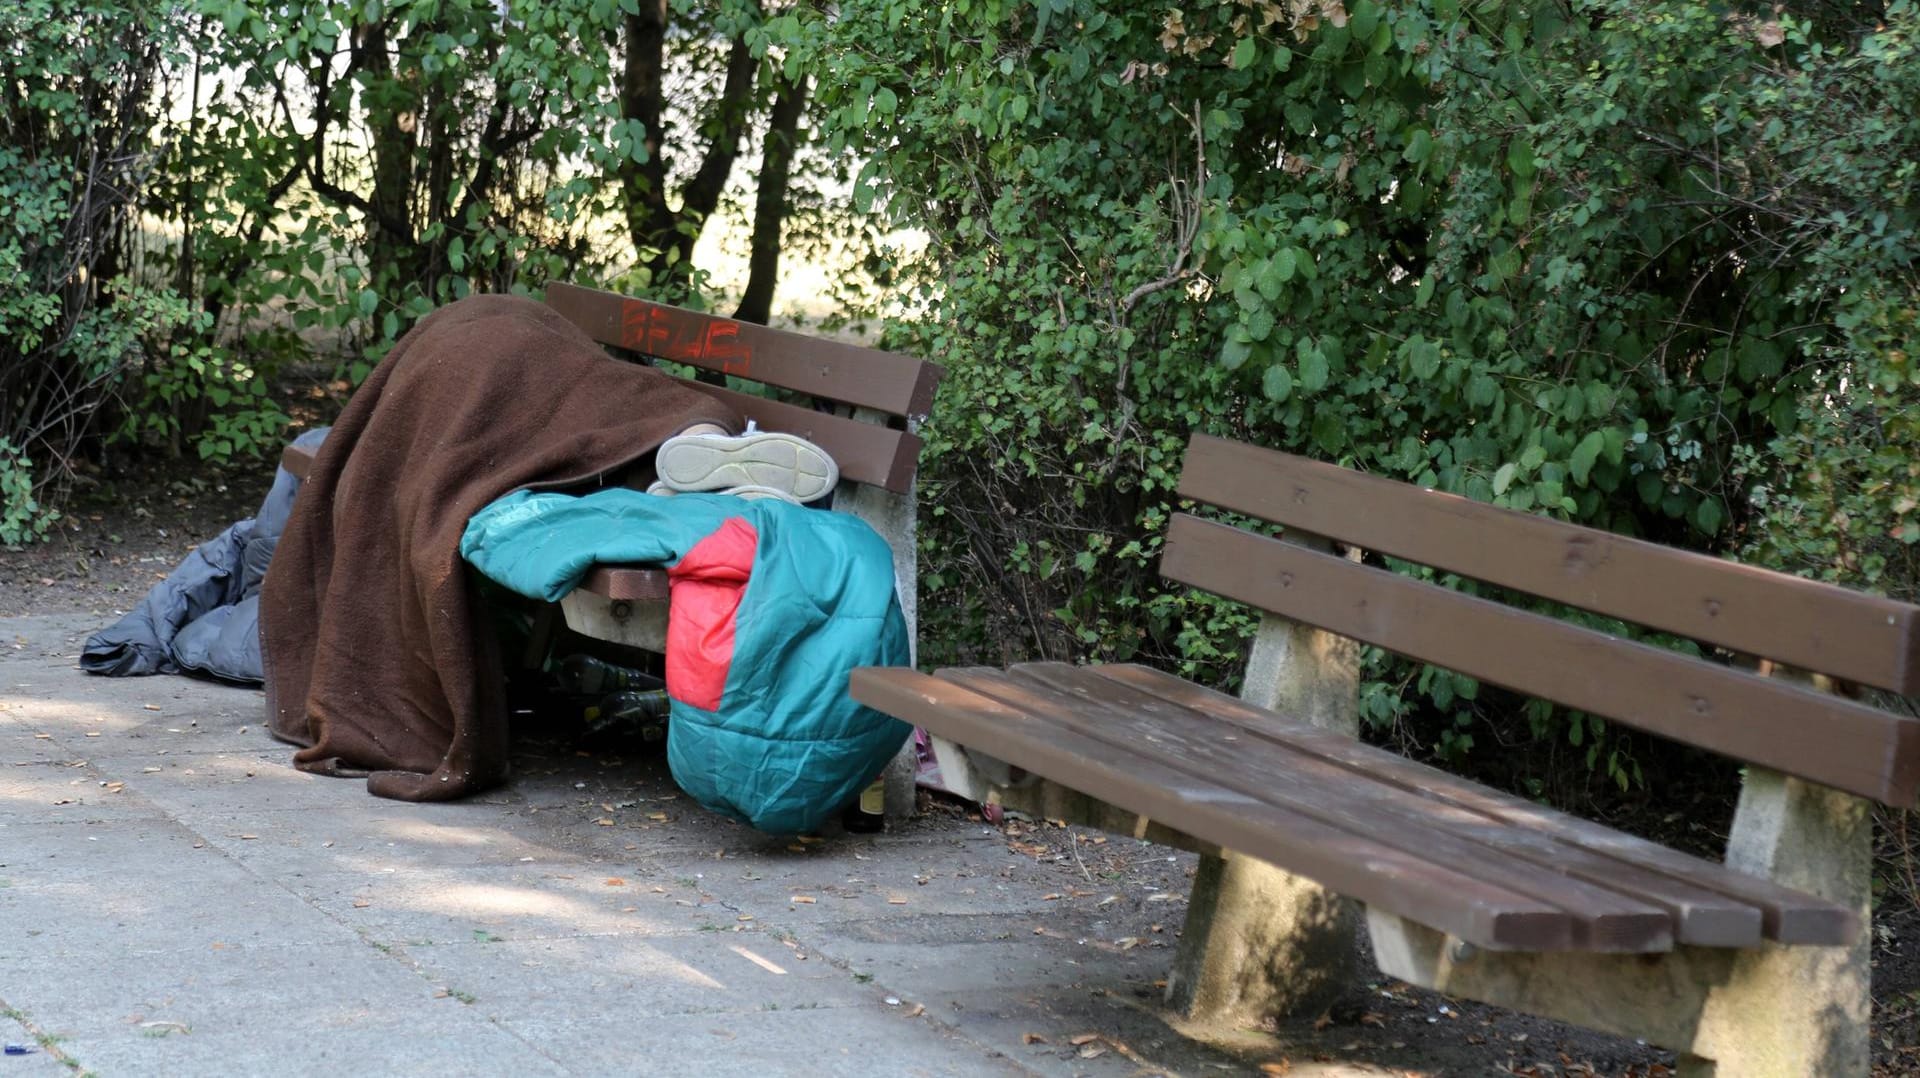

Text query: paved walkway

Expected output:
[0,614,1395,1078]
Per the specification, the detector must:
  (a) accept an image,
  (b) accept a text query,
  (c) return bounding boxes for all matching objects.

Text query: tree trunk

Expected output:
[655,33,759,279]
[734,74,809,326]
[619,0,673,262]
[358,18,419,291]
[621,2,765,297]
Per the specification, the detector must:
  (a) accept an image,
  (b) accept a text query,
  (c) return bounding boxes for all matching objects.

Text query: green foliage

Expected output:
[0,440,53,546]
[1720,6,1920,600]
[163,0,640,372]
[0,0,203,532]
[800,0,1920,767]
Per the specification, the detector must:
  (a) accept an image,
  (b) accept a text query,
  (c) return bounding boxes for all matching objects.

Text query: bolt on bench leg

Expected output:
[1368,769,1872,1077]
[1170,574,1364,1024]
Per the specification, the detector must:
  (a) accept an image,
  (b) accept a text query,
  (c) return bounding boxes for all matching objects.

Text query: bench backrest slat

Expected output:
[698,382,922,494]
[1176,434,1920,696]
[546,282,942,421]
[1161,514,1920,806]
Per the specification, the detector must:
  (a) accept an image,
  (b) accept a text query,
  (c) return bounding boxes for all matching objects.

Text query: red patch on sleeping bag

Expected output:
[664,516,757,711]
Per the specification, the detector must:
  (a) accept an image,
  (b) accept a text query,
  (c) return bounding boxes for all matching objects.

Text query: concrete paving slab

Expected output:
[0,613,1386,1076]
[270,863,710,945]
[0,819,359,961]
[56,1019,573,1078]
[390,932,875,1022]
[490,1005,1034,1078]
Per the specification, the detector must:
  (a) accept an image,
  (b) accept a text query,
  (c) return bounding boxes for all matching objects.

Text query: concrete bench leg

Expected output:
[1369,770,1872,1077]
[837,475,921,825]
[1169,573,1363,1024]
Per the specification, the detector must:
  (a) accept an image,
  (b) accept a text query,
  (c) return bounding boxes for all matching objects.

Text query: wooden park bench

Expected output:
[852,432,1919,1076]
[283,281,944,816]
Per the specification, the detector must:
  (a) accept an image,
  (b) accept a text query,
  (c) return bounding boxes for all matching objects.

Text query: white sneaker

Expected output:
[654,420,838,503]
[645,479,802,505]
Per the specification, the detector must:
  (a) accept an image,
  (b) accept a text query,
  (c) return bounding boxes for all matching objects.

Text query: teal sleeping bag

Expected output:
[460,489,911,834]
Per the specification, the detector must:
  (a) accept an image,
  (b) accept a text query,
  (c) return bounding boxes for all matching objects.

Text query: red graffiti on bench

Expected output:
[619,300,754,376]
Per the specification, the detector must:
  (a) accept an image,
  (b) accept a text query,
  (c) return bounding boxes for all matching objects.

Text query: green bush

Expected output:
[799,0,1920,778]
[0,0,198,537]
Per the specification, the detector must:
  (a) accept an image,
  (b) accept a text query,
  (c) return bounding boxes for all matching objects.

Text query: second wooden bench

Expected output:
[853,432,1918,1076]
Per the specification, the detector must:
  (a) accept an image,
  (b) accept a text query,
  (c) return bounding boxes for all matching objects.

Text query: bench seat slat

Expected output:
[1006,663,1767,948]
[1177,434,1920,696]
[851,667,1579,951]
[577,566,669,602]
[946,666,1674,952]
[1091,663,1859,945]
[1162,514,1920,809]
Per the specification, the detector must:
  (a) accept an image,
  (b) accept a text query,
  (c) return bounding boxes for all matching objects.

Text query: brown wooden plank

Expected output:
[545,282,944,420]
[678,380,922,494]
[949,666,1675,952]
[1161,513,1920,808]
[1176,434,1920,696]
[1009,663,1761,947]
[1091,662,1859,945]
[577,566,669,603]
[850,666,1578,951]
[280,442,315,481]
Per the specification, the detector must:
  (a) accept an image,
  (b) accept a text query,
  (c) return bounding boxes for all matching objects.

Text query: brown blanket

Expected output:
[261,294,736,800]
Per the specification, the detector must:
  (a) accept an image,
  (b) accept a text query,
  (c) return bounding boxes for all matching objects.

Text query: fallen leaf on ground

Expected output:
[1069,1032,1101,1046]
[604,878,626,886]
[790,895,815,904]
[1021,1033,1047,1045]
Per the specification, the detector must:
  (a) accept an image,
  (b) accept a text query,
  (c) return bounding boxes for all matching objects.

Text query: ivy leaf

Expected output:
[1298,340,1330,393]
[1220,334,1254,371]
[1492,462,1518,496]
[1273,248,1298,283]
[1569,431,1605,485]
[1403,128,1433,164]
[1263,363,1294,402]
[1507,136,1537,179]
[1403,335,1441,378]
[1692,497,1725,536]
[1231,37,1256,70]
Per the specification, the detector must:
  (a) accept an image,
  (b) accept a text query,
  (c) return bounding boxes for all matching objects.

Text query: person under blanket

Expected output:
[261,294,741,801]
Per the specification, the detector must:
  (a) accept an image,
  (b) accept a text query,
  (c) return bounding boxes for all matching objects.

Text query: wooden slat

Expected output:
[1092,663,1858,945]
[545,282,944,420]
[1161,514,1920,808]
[577,566,669,603]
[1009,664,1760,947]
[850,667,1578,951]
[1176,434,1920,695]
[950,666,1675,952]
[280,443,315,481]
[680,380,923,494]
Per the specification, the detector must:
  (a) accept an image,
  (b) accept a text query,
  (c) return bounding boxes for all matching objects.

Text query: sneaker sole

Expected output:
[655,431,838,502]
